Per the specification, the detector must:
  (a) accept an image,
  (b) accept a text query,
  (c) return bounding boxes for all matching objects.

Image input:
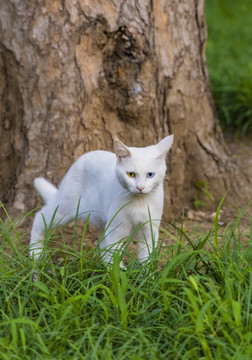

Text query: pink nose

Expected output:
[137,186,144,192]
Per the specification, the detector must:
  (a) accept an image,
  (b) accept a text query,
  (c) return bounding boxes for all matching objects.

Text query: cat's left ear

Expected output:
[114,139,131,160]
[156,135,174,158]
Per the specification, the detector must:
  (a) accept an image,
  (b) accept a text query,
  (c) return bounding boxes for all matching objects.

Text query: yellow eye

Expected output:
[127,172,136,178]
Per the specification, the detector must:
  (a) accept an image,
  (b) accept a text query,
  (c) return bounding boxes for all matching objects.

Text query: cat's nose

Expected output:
[137,186,144,192]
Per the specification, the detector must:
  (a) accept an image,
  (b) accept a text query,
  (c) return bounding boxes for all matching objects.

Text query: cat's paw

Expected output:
[30,245,43,260]
[119,261,127,270]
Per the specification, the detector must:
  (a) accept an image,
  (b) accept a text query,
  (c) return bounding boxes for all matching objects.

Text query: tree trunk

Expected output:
[0,0,250,220]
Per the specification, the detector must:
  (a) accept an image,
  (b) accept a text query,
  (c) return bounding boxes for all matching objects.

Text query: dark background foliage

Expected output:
[205,0,252,135]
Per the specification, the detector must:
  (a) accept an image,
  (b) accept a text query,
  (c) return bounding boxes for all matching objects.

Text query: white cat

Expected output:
[30,135,174,264]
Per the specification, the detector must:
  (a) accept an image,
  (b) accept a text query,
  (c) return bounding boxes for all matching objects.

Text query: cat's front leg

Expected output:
[99,222,129,266]
[136,222,160,262]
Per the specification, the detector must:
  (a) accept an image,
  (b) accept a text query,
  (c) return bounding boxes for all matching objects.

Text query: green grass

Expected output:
[205,0,252,134]
[0,204,252,359]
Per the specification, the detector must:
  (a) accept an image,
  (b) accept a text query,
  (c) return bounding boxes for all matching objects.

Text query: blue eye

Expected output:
[147,172,155,178]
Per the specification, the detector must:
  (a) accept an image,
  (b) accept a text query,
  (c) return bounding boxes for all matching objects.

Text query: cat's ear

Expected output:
[114,139,131,160]
[156,135,174,158]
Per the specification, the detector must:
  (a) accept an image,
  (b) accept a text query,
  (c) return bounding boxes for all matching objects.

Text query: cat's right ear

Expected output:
[114,139,131,160]
[156,135,174,158]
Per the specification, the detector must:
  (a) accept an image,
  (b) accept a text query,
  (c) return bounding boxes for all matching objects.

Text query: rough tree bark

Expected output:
[0,0,250,220]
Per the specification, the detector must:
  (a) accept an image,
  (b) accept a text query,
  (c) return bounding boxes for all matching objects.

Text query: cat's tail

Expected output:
[34,177,58,203]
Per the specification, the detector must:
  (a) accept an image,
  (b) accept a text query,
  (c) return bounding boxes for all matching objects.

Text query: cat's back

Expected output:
[71,150,116,178]
[59,150,116,195]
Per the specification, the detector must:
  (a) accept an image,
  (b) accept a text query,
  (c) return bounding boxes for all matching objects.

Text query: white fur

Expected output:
[30,135,174,263]
[34,177,58,203]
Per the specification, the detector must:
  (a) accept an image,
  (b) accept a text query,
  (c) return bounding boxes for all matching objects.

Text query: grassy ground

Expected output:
[205,0,252,134]
[0,201,252,359]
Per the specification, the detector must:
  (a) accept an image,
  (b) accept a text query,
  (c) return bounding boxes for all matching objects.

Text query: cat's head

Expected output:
[114,135,174,195]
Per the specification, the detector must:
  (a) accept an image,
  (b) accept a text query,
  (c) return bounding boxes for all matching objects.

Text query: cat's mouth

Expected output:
[135,190,147,196]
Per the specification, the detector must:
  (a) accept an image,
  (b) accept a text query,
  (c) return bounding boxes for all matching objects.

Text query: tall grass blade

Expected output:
[214,193,226,255]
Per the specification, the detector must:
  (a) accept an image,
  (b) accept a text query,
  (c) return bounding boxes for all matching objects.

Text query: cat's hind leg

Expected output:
[30,211,46,260]
[30,200,76,260]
